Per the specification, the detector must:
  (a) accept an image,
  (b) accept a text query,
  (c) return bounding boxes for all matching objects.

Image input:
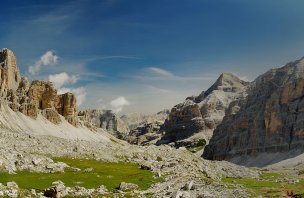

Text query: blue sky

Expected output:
[1,0,304,114]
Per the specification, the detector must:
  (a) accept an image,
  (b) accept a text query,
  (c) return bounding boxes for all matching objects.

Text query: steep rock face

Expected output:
[78,109,129,138]
[126,121,164,145]
[203,58,304,161]
[120,110,169,130]
[28,80,58,110]
[159,73,249,146]
[0,49,21,96]
[0,48,81,127]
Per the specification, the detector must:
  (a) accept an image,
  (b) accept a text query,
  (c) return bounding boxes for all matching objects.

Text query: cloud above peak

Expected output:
[28,51,58,75]
[109,96,130,113]
[48,72,79,89]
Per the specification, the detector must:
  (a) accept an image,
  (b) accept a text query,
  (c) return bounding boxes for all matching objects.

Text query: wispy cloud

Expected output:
[133,67,217,82]
[28,51,58,75]
[146,67,174,77]
[85,55,143,62]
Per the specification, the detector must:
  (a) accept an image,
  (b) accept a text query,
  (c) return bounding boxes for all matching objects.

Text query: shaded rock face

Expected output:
[120,109,169,130]
[159,73,249,146]
[0,48,80,126]
[78,109,169,141]
[126,121,164,145]
[78,109,129,138]
[203,58,304,161]
[100,110,129,137]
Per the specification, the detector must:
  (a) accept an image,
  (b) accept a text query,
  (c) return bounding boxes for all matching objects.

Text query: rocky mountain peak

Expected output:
[203,57,304,164]
[205,72,249,96]
[158,72,249,147]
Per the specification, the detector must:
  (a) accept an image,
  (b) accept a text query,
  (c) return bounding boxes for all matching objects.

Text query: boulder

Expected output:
[118,182,139,191]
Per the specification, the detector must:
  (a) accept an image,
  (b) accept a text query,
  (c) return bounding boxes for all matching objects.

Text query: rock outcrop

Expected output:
[126,121,164,145]
[78,109,169,141]
[203,57,304,161]
[78,109,129,138]
[0,48,80,126]
[158,73,249,147]
[120,110,169,130]
[0,48,21,96]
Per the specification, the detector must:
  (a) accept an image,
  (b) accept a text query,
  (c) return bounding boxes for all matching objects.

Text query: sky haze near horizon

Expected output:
[1,0,304,114]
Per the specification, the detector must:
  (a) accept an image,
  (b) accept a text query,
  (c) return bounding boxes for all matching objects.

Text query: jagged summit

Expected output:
[205,72,249,96]
[158,72,249,147]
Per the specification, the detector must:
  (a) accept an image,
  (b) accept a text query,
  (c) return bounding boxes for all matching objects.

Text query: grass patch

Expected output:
[222,172,304,197]
[0,157,161,192]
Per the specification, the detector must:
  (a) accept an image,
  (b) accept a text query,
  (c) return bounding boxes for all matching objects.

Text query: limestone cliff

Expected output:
[78,109,129,138]
[0,48,79,126]
[203,57,304,161]
[158,73,249,147]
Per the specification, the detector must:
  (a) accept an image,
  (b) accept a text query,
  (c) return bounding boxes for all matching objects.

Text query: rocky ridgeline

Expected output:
[158,73,249,147]
[78,109,129,138]
[78,109,170,142]
[0,48,91,128]
[204,57,304,161]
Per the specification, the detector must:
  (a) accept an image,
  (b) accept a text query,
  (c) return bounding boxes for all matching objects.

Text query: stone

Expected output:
[6,182,18,188]
[118,182,139,191]
[83,168,93,172]
[7,189,18,198]
[95,185,107,194]
[43,187,57,198]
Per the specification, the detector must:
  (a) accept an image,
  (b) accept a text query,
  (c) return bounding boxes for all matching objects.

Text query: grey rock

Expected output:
[119,182,139,191]
[159,73,249,147]
[204,57,304,165]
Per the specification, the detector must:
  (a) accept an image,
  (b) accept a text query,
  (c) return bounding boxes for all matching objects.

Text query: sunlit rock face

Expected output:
[159,73,249,146]
[0,48,81,126]
[204,58,304,160]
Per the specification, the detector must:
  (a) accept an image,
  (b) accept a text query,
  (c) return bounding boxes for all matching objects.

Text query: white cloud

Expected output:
[146,67,174,76]
[58,87,86,107]
[48,72,79,89]
[109,96,130,113]
[232,73,251,82]
[28,51,58,75]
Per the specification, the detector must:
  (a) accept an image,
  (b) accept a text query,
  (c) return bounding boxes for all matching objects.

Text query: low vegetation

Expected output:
[222,171,304,197]
[0,157,161,192]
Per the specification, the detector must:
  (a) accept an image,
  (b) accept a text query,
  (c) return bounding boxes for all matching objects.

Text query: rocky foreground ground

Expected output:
[0,126,261,198]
